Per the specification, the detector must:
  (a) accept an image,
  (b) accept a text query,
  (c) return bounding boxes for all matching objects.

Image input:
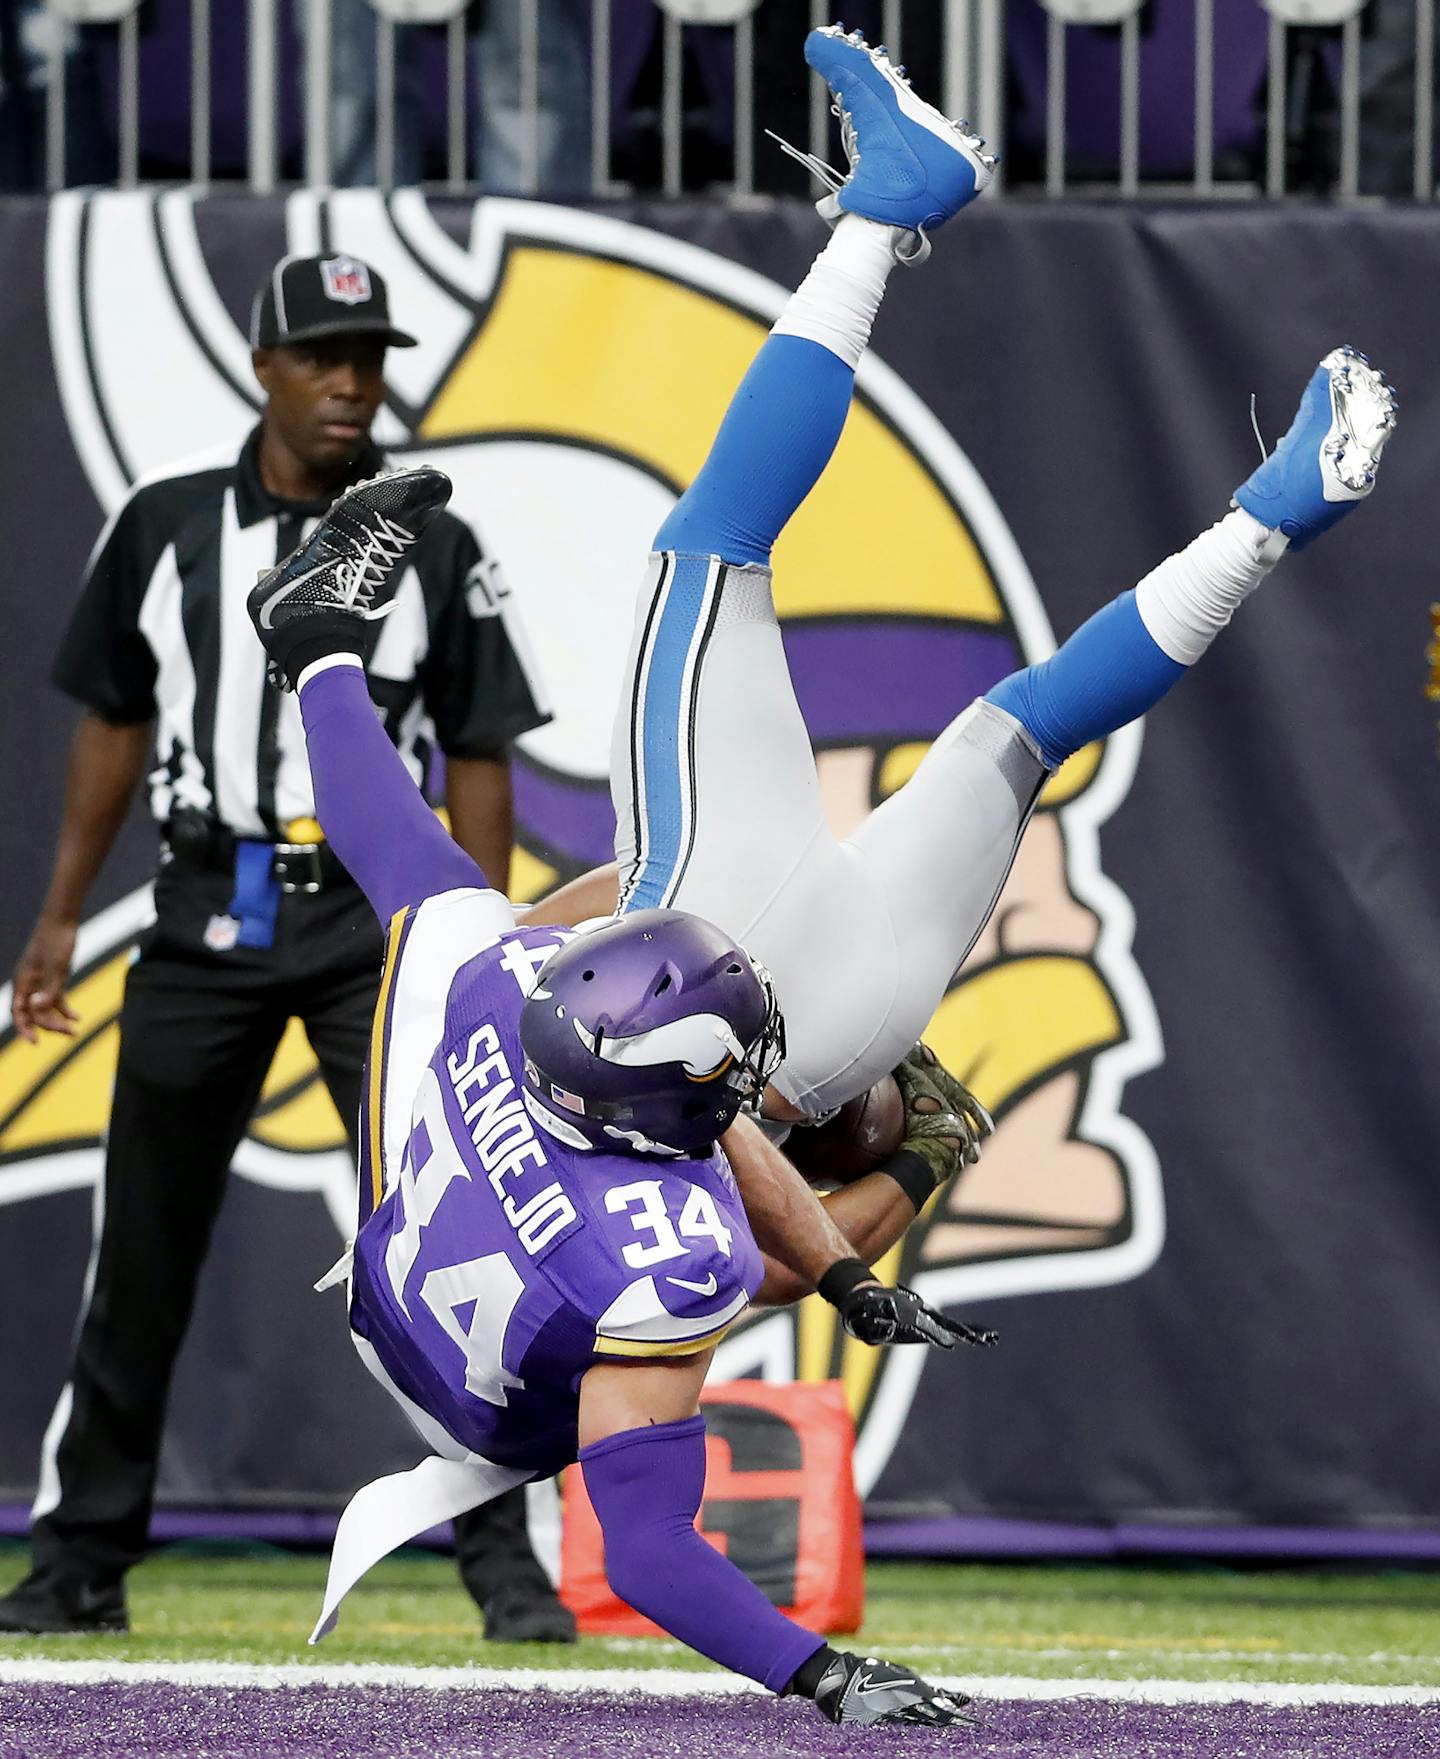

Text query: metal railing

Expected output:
[30,0,1440,201]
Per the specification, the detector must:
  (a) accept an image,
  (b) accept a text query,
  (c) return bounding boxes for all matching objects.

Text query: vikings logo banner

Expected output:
[6,192,1435,1543]
[0,188,1158,1515]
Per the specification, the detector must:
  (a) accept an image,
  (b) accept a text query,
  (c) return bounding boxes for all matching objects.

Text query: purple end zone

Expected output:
[1,1686,1436,1759]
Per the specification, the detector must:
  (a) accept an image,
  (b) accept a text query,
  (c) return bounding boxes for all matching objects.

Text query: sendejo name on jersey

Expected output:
[447,1023,578,1257]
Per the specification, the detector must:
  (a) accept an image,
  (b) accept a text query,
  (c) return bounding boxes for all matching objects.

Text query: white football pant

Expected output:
[611,551,1044,1119]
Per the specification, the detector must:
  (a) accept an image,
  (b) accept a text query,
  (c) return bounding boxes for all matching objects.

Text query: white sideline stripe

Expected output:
[0,1662,1436,1705]
[882,1642,1440,1667]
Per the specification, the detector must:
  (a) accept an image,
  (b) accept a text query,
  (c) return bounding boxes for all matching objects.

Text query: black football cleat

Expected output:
[481,1582,578,1644]
[0,1568,128,1635]
[247,465,452,690]
[812,1651,977,1727]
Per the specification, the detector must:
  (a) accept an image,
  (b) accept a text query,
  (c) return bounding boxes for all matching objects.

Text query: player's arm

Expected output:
[522,861,619,927]
[19,483,165,1041]
[444,749,513,895]
[418,506,546,903]
[756,1170,917,1306]
[724,1114,994,1347]
[723,1112,886,1299]
[11,711,151,1041]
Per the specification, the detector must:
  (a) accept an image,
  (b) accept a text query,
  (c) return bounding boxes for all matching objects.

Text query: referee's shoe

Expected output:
[250,465,452,691]
[0,1567,127,1634]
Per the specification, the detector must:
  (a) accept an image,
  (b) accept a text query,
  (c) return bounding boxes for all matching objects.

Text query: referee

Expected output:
[0,253,571,1642]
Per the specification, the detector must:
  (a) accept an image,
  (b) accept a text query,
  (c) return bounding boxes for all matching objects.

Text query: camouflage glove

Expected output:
[903,1042,994,1166]
[887,1048,977,1204]
[878,1046,995,1214]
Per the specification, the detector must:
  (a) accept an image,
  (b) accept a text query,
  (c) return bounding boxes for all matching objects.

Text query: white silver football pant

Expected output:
[611,552,1045,1118]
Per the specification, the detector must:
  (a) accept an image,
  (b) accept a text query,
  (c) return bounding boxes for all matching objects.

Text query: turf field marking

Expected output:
[891,1640,1440,1666]
[2,1660,1436,1705]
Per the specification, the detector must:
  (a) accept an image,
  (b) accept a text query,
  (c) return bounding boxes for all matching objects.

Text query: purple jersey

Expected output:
[350,902,764,1478]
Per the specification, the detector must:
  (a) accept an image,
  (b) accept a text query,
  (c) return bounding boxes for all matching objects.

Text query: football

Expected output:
[783,1072,905,1186]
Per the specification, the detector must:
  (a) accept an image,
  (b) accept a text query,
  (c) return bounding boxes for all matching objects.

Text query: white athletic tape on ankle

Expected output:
[772,216,897,370]
[1135,509,1286,667]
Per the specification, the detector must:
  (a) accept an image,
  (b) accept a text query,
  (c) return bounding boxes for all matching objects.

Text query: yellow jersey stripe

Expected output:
[593,1326,732,1359]
[366,906,411,1214]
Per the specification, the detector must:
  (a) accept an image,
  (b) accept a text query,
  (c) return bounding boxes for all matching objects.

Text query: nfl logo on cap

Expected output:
[251,252,418,349]
[320,256,373,306]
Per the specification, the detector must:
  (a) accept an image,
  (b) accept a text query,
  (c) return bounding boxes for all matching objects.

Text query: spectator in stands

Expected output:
[0,0,108,191]
[1360,0,1438,195]
[318,0,592,192]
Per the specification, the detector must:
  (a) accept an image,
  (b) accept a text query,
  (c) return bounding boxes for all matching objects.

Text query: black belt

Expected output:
[163,814,353,895]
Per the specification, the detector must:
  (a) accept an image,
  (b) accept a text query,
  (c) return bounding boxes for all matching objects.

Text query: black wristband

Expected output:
[287,629,367,690]
[881,1147,939,1214]
[786,1644,839,1699]
[817,1257,873,1309]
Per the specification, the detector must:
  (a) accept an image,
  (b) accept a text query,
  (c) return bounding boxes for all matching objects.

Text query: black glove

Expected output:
[818,1259,997,1350]
[811,1651,977,1727]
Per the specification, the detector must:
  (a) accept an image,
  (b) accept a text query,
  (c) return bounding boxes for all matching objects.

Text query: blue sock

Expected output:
[654,335,855,566]
[986,590,1187,770]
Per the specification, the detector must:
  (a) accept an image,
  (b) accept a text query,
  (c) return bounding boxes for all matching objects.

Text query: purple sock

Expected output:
[579,1415,825,1693]
[299,658,490,923]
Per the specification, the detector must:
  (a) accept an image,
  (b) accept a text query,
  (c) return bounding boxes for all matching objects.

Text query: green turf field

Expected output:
[2,1543,1437,1689]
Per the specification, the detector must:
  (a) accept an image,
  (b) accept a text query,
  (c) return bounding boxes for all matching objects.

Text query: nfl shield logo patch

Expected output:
[320,255,372,306]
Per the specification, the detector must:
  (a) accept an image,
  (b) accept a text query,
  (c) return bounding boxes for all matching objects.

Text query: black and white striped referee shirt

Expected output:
[53,428,549,838]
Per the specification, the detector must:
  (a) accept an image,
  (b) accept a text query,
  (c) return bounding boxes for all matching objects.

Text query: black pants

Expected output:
[32,861,550,1604]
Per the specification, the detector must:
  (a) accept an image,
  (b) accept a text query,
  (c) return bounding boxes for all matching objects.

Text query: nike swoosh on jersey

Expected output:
[666,1272,719,1296]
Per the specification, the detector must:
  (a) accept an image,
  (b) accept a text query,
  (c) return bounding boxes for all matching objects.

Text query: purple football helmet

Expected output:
[518,908,785,1158]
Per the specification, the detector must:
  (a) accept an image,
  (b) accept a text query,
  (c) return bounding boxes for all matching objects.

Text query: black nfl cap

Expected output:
[250,253,418,350]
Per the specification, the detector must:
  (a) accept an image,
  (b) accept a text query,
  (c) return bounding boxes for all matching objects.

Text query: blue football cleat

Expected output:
[770,23,994,265]
[1233,347,1397,550]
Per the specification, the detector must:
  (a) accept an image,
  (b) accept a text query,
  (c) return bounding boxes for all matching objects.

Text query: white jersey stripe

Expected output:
[137,543,210,819]
[378,888,518,1194]
[211,488,274,837]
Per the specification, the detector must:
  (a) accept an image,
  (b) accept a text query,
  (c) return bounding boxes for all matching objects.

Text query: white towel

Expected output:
[311,1453,531,1643]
